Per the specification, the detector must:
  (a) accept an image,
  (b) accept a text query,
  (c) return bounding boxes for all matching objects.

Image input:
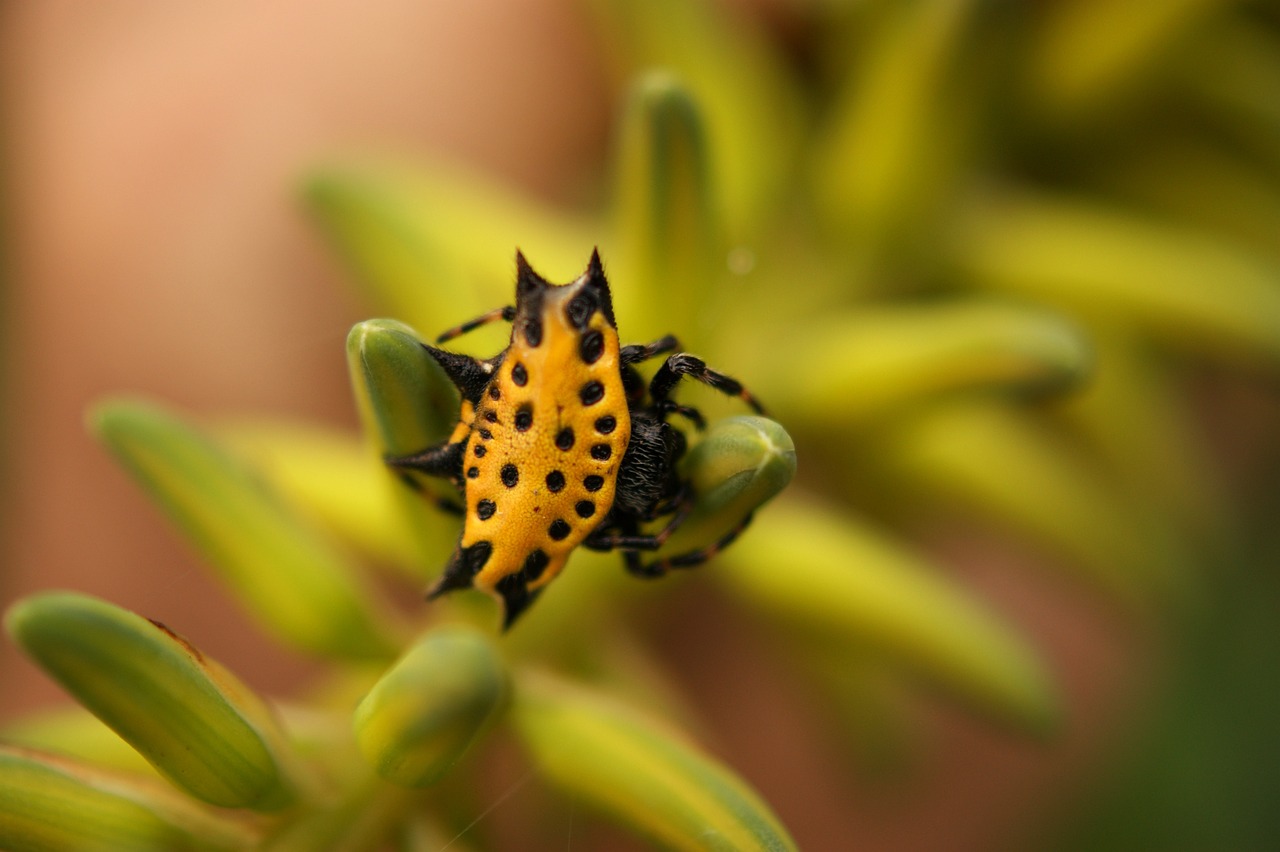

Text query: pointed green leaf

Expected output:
[306,161,592,350]
[1030,0,1230,115]
[611,72,722,340]
[765,301,1090,426]
[347,319,464,577]
[217,419,423,573]
[586,0,803,235]
[952,192,1280,370]
[6,592,302,810]
[721,498,1060,733]
[0,745,257,852]
[4,706,158,778]
[354,627,507,788]
[813,0,975,245]
[511,672,797,852]
[875,402,1190,605]
[91,398,403,660]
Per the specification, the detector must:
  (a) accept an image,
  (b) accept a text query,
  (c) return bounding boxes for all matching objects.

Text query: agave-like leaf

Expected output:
[812,0,975,246]
[510,672,797,852]
[92,399,403,660]
[306,161,593,349]
[1029,0,1228,115]
[4,706,157,778]
[347,319,464,577]
[720,497,1060,733]
[354,627,507,788]
[0,745,257,852]
[952,192,1280,370]
[6,592,303,810]
[875,401,1189,605]
[217,419,423,574]
[611,71,722,342]
[764,300,1090,426]
[585,0,803,236]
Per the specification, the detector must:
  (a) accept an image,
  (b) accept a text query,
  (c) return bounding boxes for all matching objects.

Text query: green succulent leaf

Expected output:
[306,162,593,348]
[4,706,158,778]
[721,498,1060,733]
[952,192,1280,371]
[5,592,302,811]
[611,71,721,340]
[354,627,507,788]
[0,745,257,852]
[1031,0,1228,115]
[91,398,403,660]
[511,672,797,852]
[877,402,1189,605]
[766,300,1091,426]
[586,0,803,235]
[813,0,975,245]
[347,319,464,576]
[217,419,423,573]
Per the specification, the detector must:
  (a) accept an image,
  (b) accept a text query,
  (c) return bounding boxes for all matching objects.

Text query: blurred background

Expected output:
[2,1,1279,849]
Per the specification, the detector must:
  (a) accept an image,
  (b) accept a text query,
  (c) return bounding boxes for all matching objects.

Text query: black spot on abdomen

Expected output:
[501,464,519,488]
[477,499,496,520]
[546,470,566,492]
[580,381,604,405]
[548,519,571,540]
[580,330,604,364]
[555,427,574,450]
[522,549,550,581]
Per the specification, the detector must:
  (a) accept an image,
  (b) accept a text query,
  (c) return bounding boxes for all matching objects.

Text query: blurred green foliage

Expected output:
[5,0,1280,848]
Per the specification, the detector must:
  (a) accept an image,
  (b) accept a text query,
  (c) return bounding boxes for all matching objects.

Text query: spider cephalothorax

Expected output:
[388,250,764,628]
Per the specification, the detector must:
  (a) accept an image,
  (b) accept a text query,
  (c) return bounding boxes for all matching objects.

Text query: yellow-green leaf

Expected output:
[6,592,302,810]
[611,71,722,341]
[306,161,592,352]
[92,398,403,660]
[586,0,802,236]
[0,745,256,852]
[721,498,1060,733]
[952,192,1280,370]
[511,672,797,852]
[765,300,1090,426]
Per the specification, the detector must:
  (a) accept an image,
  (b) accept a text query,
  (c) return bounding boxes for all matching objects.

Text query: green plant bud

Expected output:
[347,319,466,576]
[767,301,1090,426]
[876,402,1191,606]
[511,672,797,852]
[659,416,795,558]
[6,592,304,810]
[218,419,423,574]
[305,162,590,342]
[721,498,1060,734]
[585,0,801,236]
[91,399,403,660]
[0,745,257,852]
[953,193,1280,371]
[612,72,720,340]
[354,628,507,788]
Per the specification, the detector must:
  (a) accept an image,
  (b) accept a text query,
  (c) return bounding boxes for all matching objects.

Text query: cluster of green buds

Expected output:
[6,0,1279,847]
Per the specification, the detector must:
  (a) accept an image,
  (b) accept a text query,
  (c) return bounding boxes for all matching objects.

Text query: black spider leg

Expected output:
[434,305,516,343]
[632,512,756,579]
[584,483,693,551]
[620,334,680,365]
[649,353,768,416]
[619,335,706,428]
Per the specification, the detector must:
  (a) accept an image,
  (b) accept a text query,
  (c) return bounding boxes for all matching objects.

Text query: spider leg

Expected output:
[620,334,680,365]
[584,497,693,551]
[649,353,767,415]
[631,512,755,579]
[384,440,465,480]
[435,305,516,343]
